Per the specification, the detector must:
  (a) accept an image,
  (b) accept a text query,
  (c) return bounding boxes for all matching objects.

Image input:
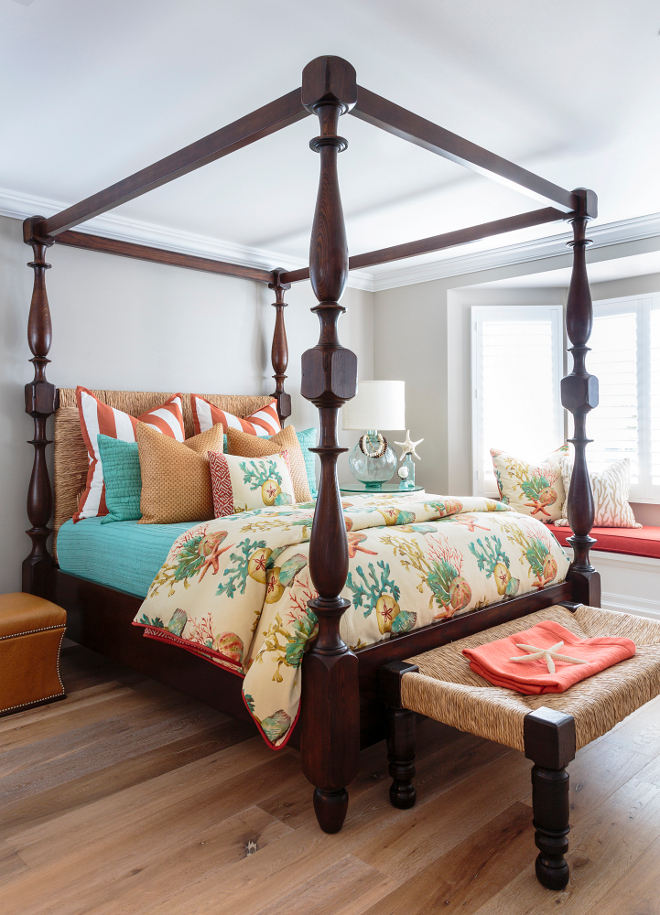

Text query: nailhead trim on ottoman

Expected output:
[0,593,67,716]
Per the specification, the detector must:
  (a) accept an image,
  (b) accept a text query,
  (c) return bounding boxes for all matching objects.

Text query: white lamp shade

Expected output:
[342,380,405,431]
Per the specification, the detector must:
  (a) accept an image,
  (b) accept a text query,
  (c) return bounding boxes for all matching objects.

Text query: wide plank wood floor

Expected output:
[1,643,659,914]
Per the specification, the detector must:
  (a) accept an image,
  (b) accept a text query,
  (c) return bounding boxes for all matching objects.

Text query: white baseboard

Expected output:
[592,550,660,620]
[600,593,660,621]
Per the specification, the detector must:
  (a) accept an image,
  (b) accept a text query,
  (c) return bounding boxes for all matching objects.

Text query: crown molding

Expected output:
[0,186,375,292]
[369,211,660,291]
[2,185,660,295]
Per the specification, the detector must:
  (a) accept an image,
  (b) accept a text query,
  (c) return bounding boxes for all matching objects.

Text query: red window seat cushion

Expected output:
[546,524,660,560]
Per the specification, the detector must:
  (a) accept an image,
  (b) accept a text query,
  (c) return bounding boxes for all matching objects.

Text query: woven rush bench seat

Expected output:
[379,604,660,891]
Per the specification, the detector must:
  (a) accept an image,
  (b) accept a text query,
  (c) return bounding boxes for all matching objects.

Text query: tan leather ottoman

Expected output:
[0,593,66,715]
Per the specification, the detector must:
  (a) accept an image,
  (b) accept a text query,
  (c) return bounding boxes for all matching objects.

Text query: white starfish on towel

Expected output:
[509,640,586,674]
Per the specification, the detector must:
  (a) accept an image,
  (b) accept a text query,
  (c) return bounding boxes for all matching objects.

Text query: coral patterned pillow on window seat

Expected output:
[490,445,568,524]
[555,457,641,530]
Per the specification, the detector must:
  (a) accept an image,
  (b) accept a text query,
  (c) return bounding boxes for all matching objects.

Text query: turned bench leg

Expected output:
[524,708,576,891]
[380,661,419,809]
[387,706,417,808]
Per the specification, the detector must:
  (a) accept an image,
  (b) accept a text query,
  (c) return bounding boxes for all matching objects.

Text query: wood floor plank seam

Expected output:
[2,645,660,914]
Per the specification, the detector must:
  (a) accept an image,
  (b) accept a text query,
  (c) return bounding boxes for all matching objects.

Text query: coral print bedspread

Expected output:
[133,494,570,748]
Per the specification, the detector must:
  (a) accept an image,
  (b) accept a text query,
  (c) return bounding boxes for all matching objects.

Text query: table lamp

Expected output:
[342,380,406,489]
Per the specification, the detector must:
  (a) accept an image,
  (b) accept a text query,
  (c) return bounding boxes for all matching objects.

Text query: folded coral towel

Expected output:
[463,620,636,695]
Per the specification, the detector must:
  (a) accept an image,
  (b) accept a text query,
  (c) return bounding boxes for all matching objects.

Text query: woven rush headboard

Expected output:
[53,389,274,543]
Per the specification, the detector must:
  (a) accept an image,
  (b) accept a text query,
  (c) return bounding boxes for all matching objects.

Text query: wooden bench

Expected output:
[379,604,660,890]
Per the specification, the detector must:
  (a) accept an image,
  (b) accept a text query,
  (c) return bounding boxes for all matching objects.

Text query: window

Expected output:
[589,294,660,502]
[471,305,564,496]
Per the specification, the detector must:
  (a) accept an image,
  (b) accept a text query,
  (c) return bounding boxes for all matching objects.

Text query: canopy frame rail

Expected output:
[27,67,595,254]
[55,231,274,283]
[280,206,570,284]
[37,88,310,239]
[351,86,593,215]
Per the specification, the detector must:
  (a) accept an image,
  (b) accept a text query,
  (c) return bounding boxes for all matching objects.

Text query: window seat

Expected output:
[546,524,660,561]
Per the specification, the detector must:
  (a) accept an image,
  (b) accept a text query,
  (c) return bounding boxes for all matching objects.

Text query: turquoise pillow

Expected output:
[296,427,318,499]
[97,434,142,523]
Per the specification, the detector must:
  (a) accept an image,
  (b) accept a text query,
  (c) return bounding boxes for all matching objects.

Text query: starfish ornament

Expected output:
[509,640,586,675]
[395,430,424,461]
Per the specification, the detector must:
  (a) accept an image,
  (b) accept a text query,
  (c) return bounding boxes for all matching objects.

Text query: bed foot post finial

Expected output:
[23,217,57,595]
[524,708,576,891]
[562,189,600,607]
[268,269,292,425]
[299,57,360,834]
[313,788,349,833]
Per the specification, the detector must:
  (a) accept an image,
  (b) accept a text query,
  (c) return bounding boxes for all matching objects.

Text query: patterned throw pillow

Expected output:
[137,423,225,524]
[296,427,318,498]
[191,394,281,438]
[555,457,642,529]
[490,445,568,524]
[226,425,312,503]
[97,436,142,523]
[209,452,295,517]
[75,387,185,521]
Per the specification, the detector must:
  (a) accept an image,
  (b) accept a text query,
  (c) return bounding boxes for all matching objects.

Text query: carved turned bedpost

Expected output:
[299,56,360,834]
[268,269,292,425]
[22,216,58,594]
[561,189,601,607]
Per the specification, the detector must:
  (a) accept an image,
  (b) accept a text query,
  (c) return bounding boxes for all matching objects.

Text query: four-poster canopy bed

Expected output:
[22,56,600,834]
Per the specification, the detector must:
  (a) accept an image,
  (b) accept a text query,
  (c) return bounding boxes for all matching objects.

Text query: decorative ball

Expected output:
[397,466,409,480]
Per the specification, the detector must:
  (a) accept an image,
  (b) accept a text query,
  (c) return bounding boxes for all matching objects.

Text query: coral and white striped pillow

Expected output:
[75,387,185,522]
[191,394,281,438]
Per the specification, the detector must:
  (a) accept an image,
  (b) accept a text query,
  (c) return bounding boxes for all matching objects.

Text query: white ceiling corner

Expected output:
[2,0,659,293]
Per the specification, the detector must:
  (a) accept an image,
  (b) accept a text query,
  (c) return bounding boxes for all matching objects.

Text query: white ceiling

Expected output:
[2,0,660,277]
[481,249,660,289]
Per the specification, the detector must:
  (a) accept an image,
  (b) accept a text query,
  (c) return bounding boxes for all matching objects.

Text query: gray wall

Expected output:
[0,214,374,594]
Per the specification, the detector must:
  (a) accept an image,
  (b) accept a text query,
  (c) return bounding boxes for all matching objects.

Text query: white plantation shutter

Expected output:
[588,307,638,481]
[651,305,660,486]
[589,294,660,502]
[472,306,563,496]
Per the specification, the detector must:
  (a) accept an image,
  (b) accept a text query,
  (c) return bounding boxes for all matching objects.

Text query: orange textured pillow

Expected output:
[226,425,312,503]
[75,387,185,522]
[137,423,224,524]
[191,394,281,438]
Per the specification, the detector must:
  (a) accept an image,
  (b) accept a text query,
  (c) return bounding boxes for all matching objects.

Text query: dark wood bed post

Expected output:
[268,269,292,425]
[22,216,58,594]
[562,188,601,607]
[299,56,360,834]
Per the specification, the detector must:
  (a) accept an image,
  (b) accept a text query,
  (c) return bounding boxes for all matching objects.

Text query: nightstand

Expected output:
[339,482,425,496]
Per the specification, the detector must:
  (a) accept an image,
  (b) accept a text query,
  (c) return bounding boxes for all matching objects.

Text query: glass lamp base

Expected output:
[348,431,397,488]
